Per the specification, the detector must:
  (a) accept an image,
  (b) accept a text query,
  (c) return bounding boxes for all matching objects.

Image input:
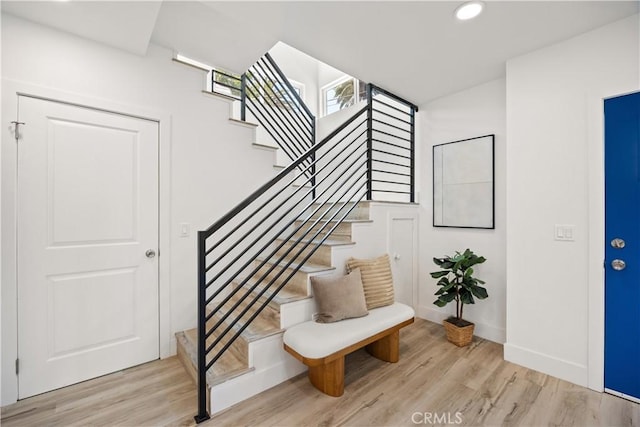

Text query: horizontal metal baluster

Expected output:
[371,178,411,186]
[203,129,367,287]
[372,118,412,135]
[257,59,313,135]
[205,177,368,367]
[372,168,412,177]
[371,97,412,116]
[371,147,412,160]
[372,127,412,143]
[369,83,419,112]
[371,107,413,126]
[203,151,367,332]
[202,105,367,238]
[244,82,307,162]
[370,189,412,195]
[203,140,367,308]
[372,157,411,169]
[264,52,315,127]
[252,60,313,140]
[204,116,367,258]
[371,138,411,152]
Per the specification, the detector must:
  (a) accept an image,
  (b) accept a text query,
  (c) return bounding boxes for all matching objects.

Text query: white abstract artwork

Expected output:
[433,135,494,229]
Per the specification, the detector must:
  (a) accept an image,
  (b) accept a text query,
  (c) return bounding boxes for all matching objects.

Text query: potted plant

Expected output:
[430,249,488,347]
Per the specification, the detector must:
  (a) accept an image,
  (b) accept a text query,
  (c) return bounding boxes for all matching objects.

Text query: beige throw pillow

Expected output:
[346,254,395,309]
[311,269,369,323]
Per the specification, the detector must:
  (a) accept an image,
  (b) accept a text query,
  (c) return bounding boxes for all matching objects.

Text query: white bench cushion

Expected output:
[283,302,415,359]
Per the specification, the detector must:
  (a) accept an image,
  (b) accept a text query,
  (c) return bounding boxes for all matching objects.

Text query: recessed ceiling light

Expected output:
[455,1,484,21]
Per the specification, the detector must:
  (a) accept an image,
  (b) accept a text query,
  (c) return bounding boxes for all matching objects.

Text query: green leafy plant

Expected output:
[431,249,488,324]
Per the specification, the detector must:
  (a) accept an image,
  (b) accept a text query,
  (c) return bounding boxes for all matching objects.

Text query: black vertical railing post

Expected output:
[311,119,317,199]
[194,231,210,424]
[240,73,247,122]
[365,83,373,201]
[409,107,416,203]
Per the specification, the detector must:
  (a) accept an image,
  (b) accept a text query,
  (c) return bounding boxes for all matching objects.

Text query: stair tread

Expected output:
[237,278,310,305]
[210,303,283,343]
[276,237,355,247]
[178,329,253,386]
[255,256,335,274]
[294,218,373,224]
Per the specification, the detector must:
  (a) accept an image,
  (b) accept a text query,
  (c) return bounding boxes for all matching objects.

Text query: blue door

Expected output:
[605,91,640,402]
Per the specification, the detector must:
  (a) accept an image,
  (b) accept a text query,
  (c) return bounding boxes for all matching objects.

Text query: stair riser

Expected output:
[304,202,370,221]
[274,240,332,266]
[206,313,249,363]
[226,288,281,328]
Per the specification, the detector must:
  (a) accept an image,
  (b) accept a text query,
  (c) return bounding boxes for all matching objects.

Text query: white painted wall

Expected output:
[1,14,278,404]
[505,14,639,388]
[418,78,507,344]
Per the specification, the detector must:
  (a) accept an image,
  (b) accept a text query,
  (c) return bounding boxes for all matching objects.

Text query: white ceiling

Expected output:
[3,1,638,105]
[1,1,162,55]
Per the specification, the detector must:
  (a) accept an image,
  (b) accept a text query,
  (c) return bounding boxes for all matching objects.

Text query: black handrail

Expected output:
[195,71,417,422]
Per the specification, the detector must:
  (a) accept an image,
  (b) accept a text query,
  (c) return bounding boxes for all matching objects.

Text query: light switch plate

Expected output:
[555,224,575,241]
[179,223,190,237]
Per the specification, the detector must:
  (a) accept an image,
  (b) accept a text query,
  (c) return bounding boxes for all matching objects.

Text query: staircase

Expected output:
[174,51,418,422]
[177,201,372,415]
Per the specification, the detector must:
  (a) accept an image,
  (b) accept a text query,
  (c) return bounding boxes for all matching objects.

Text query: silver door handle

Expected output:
[611,238,626,249]
[145,249,156,259]
[611,259,626,271]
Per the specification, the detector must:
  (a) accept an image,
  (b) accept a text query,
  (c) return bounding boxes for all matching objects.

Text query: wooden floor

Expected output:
[2,319,638,426]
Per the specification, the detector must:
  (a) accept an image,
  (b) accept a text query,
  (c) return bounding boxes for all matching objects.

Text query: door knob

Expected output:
[610,238,626,249]
[611,259,626,271]
[145,249,156,259]
[394,253,401,260]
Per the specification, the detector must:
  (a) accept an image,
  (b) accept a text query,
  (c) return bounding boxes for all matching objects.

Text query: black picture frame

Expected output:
[432,134,495,229]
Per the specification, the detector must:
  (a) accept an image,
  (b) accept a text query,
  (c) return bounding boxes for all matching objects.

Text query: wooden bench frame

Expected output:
[283,317,414,397]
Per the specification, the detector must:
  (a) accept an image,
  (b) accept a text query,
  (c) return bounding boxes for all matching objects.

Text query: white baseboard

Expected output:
[417,305,506,344]
[504,342,588,387]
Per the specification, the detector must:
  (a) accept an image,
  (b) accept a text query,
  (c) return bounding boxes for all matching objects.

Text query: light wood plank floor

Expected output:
[2,319,638,426]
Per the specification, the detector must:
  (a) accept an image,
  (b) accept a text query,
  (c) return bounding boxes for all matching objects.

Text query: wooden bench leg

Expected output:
[365,330,400,363]
[308,357,344,397]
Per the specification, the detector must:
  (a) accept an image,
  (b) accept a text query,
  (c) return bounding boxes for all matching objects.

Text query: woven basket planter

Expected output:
[443,319,475,347]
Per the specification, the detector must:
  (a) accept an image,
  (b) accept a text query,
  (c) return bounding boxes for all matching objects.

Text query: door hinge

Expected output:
[15,358,19,375]
[11,121,25,142]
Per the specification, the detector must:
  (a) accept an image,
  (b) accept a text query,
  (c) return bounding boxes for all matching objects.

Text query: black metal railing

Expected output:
[211,53,316,181]
[195,106,369,422]
[366,84,418,203]
[196,72,417,421]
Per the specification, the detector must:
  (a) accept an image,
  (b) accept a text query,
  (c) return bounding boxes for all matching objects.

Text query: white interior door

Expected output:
[17,96,160,399]
[389,217,417,307]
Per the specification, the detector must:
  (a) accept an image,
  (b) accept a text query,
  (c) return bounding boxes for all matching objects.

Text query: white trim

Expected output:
[1,79,173,405]
[504,343,588,386]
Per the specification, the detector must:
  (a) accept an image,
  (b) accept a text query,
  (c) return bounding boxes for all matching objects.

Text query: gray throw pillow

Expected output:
[311,269,369,323]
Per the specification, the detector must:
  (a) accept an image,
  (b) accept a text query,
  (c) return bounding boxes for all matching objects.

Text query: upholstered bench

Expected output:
[283,302,415,397]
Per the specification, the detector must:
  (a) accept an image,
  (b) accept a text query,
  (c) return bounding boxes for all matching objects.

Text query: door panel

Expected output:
[389,217,417,307]
[604,91,640,401]
[17,96,159,399]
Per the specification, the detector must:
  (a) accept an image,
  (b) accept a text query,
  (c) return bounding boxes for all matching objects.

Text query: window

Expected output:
[321,77,366,117]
